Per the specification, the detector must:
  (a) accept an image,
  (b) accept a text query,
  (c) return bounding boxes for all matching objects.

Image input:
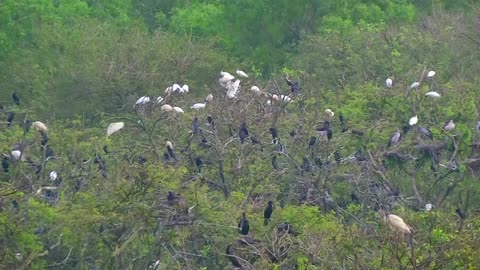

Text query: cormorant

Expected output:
[226,244,243,269]
[195,156,203,172]
[12,92,20,105]
[239,123,249,144]
[264,201,273,225]
[2,157,9,172]
[6,112,14,127]
[238,212,250,235]
[456,208,466,220]
[388,129,401,147]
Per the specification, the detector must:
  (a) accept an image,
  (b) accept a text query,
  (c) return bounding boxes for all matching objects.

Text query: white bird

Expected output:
[236,69,248,78]
[427,70,436,78]
[386,78,393,88]
[205,93,213,102]
[173,106,184,114]
[220,71,234,78]
[157,96,164,103]
[107,122,125,136]
[425,91,441,98]
[279,95,292,103]
[161,104,173,112]
[410,81,420,89]
[386,214,411,234]
[49,171,58,181]
[324,109,335,118]
[164,86,172,95]
[191,103,206,110]
[226,80,241,98]
[443,120,455,131]
[135,96,150,105]
[250,86,260,93]
[181,84,189,93]
[11,150,21,160]
[271,94,279,102]
[33,121,48,132]
[425,203,432,211]
[409,115,418,126]
[172,84,182,92]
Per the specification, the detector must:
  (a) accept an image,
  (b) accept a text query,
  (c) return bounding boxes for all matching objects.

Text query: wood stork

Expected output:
[107,122,124,136]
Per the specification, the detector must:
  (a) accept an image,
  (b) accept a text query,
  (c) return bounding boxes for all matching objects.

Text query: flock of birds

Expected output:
[2,66,477,269]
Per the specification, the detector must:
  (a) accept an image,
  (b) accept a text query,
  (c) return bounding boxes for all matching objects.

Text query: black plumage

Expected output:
[402,124,411,135]
[6,112,14,127]
[269,127,279,144]
[264,201,273,225]
[418,126,433,140]
[12,92,20,105]
[339,113,345,125]
[351,191,359,202]
[103,145,110,154]
[286,76,301,95]
[24,119,32,135]
[239,123,249,144]
[272,155,279,170]
[40,131,49,146]
[2,157,9,172]
[277,223,299,236]
[45,145,55,158]
[195,156,203,172]
[456,208,466,220]
[334,151,341,164]
[308,136,317,148]
[314,157,323,167]
[138,156,147,165]
[207,115,215,128]
[238,212,250,235]
[226,245,243,269]
[166,142,177,160]
[300,157,311,175]
[192,117,200,135]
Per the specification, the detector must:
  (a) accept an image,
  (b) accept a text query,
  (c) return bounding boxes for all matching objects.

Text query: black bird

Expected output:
[341,127,348,133]
[192,117,200,135]
[264,201,274,225]
[308,136,317,148]
[207,115,215,128]
[238,212,250,235]
[402,124,411,135]
[272,155,279,170]
[334,151,341,164]
[103,145,110,154]
[166,141,177,160]
[351,128,364,136]
[351,191,359,202]
[456,208,466,220]
[339,113,345,125]
[45,145,55,158]
[195,156,203,172]
[163,152,170,162]
[6,112,14,127]
[24,119,32,135]
[355,151,366,161]
[250,135,262,145]
[12,92,20,105]
[239,123,249,144]
[300,157,311,175]
[226,245,243,269]
[418,126,433,140]
[2,157,9,172]
[40,131,49,146]
[277,223,299,236]
[285,76,301,95]
[269,127,279,144]
[289,129,296,138]
[314,157,323,167]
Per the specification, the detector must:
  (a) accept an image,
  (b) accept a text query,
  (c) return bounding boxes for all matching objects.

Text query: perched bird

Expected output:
[166,191,186,207]
[334,151,341,164]
[385,213,411,234]
[181,84,189,93]
[205,93,213,102]
[161,104,173,112]
[250,86,260,93]
[271,155,279,170]
[443,120,455,132]
[418,126,433,140]
[24,120,32,135]
[239,123,249,144]
[324,109,334,118]
[156,96,164,103]
[300,157,312,175]
[308,136,317,148]
[207,116,215,128]
[339,113,345,125]
[173,106,184,114]
[192,117,200,135]
[425,203,432,211]
[6,112,14,127]
[172,84,182,92]
[427,70,436,78]
[236,69,248,78]
[351,191,359,202]
[409,115,418,126]
[12,92,20,105]
[277,223,299,236]
[238,212,250,235]
[285,76,301,95]
[166,141,176,160]
[425,91,441,98]
[49,171,58,181]
[195,156,203,172]
[107,122,124,136]
[219,71,235,84]
[388,129,401,147]
[226,79,241,99]
[33,121,48,132]
[103,145,110,154]
[269,127,279,144]
[264,201,274,225]
[45,145,55,158]
[385,78,393,88]
[456,208,466,220]
[226,244,243,269]
[190,102,206,110]
[2,157,9,172]
[410,81,420,89]
[135,96,150,105]
[11,150,21,160]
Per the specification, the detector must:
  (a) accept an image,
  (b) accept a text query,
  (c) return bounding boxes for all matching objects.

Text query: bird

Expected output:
[181,84,189,93]
[388,129,401,147]
[300,157,312,175]
[277,223,299,236]
[12,92,20,105]
[11,150,21,160]
[195,156,203,172]
[456,208,466,219]
[334,151,341,164]
[226,79,241,98]
[192,117,200,135]
[207,116,215,128]
[443,120,455,131]
[24,120,32,135]
[161,104,173,112]
[226,244,243,269]
[238,212,250,235]
[324,109,334,118]
[166,141,177,160]
[410,81,420,89]
[107,122,124,136]
[425,203,432,211]
[418,126,433,140]
[45,145,55,158]
[339,113,345,125]
[49,171,58,181]
[272,156,279,170]
[6,112,14,127]
[351,191,359,202]
[172,84,182,92]
[250,86,260,93]
[190,102,206,110]
[427,70,436,78]
[285,75,301,95]
[409,115,418,126]
[135,96,150,105]
[33,121,48,132]
[156,96,164,103]
[173,106,184,114]
[219,71,235,84]
[385,213,411,234]
[279,95,292,104]
[385,78,393,88]
[239,123,249,144]
[236,69,248,78]
[205,93,213,102]
[425,91,441,98]
[2,157,9,172]
[308,136,317,148]
[264,201,273,225]
[269,127,279,144]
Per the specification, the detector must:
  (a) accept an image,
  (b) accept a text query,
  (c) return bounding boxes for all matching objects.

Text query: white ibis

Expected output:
[33,121,48,132]
[219,71,235,84]
[236,69,248,78]
[427,70,436,78]
[385,213,411,234]
[425,203,432,211]
[250,86,260,93]
[173,106,184,114]
[409,115,418,126]
[181,84,189,93]
[161,104,173,112]
[226,80,240,98]
[11,150,22,160]
[410,81,420,89]
[190,103,206,110]
[425,91,441,98]
[279,95,292,103]
[107,122,124,136]
[49,171,58,181]
[135,96,150,105]
[205,93,213,102]
[324,109,334,118]
[172,84,182,92]
[157,96,164,103]
[443,120,455,131]
[386,78,393,88]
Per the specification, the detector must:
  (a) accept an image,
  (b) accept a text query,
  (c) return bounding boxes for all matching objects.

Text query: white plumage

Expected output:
[427,70,436,78]
[386,78,393,88]
[107,122,125,136]
[172,84,182,92]
[135,96,150,105]
[409,115,418,126]
[386,214,411,234]
[443,120,455,131]
[33,121,48,132]
[50,171,58,181]
[205,94,213,102]
[226,79,241,98]
[425,203,432,211]
[161,104,173,112]
[173,106,184,114]
[250,86,260,93]
[425,91,441,97]
[324,109,335,118]
[191,103,206,110]
[410,81,420,89]
[157,96,164,103]
[236,69,248,78]
[181,84,189,93]
[11,150,21,160]
[279,95,292,103]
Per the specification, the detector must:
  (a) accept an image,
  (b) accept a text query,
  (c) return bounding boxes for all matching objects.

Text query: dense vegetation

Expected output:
[2,0,480,269]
